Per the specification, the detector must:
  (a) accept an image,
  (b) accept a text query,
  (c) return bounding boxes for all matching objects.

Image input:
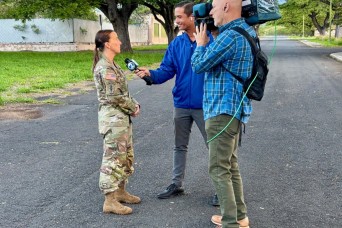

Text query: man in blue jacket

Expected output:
[135,1,218,205]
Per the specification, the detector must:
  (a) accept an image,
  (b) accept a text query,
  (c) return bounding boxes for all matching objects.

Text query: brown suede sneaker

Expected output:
[211,215,250,228]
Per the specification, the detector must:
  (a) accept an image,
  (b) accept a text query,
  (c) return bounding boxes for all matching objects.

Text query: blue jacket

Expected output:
[150,32,212,109]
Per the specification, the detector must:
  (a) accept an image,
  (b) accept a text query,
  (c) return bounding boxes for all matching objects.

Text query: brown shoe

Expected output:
[211,215,222,226]
[103,192,132,215]
[238,217,250,227]
[115,182,141,204]
[211,215,250,228]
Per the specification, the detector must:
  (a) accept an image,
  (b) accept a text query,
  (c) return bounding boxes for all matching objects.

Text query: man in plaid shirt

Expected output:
[191,0,256,227]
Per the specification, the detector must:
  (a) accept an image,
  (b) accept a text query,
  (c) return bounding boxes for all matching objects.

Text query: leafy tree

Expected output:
[320,0,342,26]
[0,0,98,20]
[142,0,180,44]
[142,0,212,44]
[129,5,150,24]
[279,0,340,36]
[97,1,138,52]
[0,0,138,52]
[0,0,207,51]
[277,3,315,36]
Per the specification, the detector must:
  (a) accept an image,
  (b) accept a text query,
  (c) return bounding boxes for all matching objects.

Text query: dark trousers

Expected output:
[172,108,207,187]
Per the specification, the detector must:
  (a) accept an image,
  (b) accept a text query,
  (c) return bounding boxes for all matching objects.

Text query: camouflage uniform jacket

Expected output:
[93,55,139,135]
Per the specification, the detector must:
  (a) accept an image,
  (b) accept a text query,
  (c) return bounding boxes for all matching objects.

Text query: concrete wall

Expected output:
[0,19,74,43]
[73,19,101,43]
[0,18,116,43]
[336,25,342,38]
[0,43,94,52]
[150,16,168,44]
[314,25,342,38]
[129,24,150,45]
[0,16,167,51]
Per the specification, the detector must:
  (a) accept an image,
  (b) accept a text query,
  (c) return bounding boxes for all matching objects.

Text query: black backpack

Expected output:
[230,27,269,101]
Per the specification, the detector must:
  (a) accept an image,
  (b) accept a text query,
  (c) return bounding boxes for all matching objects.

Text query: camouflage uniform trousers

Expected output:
[99,123,134,194]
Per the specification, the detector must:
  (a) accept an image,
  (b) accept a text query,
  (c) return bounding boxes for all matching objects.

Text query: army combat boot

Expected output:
[115,182,141,204]
[103,191,132,215]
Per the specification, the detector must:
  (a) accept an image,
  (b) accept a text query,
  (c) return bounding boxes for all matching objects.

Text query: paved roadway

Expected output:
[0,39,341,228]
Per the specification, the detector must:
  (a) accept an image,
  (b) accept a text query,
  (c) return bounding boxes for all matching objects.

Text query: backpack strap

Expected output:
[231,27,259,56]
[230,27,259,83]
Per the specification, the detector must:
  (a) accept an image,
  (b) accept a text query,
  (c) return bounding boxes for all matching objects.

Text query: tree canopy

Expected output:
[0,0,181,52]
[278,0,341,36]
[1,0,340,52]
[0,0,141,52]
[0,0,98,20]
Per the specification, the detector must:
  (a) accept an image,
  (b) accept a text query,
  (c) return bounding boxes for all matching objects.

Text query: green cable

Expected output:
[206,21,278,144]
[268,20,277,65]
[206,75,256,143]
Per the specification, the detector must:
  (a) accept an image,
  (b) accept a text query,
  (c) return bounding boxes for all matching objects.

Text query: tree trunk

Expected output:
[163,5,175,44]
[143,2,176,44]
[163,12,175,44]
[99,1,138,53]
[309,11,330,36]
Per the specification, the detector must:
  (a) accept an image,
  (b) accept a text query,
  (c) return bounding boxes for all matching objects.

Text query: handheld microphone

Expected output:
[124,58,153,86]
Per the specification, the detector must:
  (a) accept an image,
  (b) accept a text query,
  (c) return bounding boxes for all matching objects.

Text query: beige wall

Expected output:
[149,16,168,44]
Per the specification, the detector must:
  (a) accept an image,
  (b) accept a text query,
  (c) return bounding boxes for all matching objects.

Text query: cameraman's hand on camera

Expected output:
[194,23,209,47]
[134,67,151,79]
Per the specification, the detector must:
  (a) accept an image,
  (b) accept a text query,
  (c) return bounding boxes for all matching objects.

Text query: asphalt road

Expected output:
[1,39,342,228]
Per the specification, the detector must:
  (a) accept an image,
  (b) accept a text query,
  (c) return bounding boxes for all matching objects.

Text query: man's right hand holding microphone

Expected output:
[124,58,153,85]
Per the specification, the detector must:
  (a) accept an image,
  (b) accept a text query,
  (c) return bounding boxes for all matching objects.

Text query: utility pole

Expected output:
[329,0,333,42]
[302,14,305,37]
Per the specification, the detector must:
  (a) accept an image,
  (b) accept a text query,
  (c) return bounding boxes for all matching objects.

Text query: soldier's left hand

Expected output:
[131,104,140,117]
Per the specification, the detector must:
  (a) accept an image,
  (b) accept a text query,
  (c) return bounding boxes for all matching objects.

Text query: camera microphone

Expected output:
[124,58,153,86]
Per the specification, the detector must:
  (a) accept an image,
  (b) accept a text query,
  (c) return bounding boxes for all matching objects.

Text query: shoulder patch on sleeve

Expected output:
[105,73,116,80]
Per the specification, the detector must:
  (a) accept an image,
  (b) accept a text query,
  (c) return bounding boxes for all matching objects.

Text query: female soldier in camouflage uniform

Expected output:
[92,30,141,215]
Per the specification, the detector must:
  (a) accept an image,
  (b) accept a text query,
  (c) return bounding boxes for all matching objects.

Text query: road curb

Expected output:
[300,40,323,47]
[330,53,342,62]
[300,40,342,63]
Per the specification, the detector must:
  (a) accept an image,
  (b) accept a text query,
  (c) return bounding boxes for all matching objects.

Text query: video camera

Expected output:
[124,58,153,86]
[193,0,281,27]
[192,3,217,31]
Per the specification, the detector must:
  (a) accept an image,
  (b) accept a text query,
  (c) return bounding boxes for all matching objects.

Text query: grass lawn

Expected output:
[259,24,342,47]
[0,46,166,106]
[292,36,342,47]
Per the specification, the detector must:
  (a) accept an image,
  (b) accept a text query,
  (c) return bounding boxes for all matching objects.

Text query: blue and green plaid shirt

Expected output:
[191,18,255,123]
